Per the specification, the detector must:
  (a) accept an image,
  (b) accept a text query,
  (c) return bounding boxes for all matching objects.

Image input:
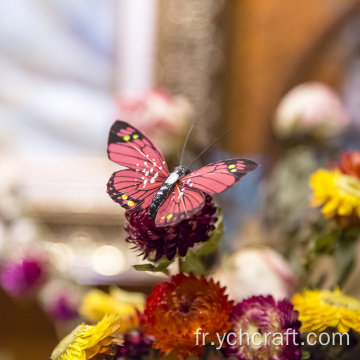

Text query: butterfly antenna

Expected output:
[186,129,232,171]
[179,120,197,167]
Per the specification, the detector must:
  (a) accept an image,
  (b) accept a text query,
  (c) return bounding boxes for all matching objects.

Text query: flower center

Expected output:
[179,301,190,313]
[336,174,360,198]
[322,292,360,311]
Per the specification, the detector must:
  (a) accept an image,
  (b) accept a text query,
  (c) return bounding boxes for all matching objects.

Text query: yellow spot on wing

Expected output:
[161,216,165,219]
[122,194,128,199]
[123,135,131,141]
[128,201,135,206]
[133,134,139,139]
[230,169,237,173]
[167,214,173,220]
[228,164,236,169]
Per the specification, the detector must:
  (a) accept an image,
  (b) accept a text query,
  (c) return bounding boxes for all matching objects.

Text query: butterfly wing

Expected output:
[107,168,166,212]
[155,184,205,227]
[178,159,259,195]
[107,121,169,211]
[107,120,169,176]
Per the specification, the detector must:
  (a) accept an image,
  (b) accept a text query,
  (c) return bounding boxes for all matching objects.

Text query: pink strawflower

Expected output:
[223,296,301,360]
[274,82,350,140]
[115,88,194,155]
[0,256,47,297]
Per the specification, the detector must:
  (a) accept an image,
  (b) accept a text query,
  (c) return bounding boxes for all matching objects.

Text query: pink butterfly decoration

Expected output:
[107,121,259,227]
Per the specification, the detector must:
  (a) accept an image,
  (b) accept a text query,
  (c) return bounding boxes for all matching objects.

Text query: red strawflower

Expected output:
[143,273,233,359]
[338,151,360,179]
[115,330,153,360]
[124,195,217,261]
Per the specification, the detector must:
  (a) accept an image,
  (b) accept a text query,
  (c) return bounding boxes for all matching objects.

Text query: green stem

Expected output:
[178,257,183,273]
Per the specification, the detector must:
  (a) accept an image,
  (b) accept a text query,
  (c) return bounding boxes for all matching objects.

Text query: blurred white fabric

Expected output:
[0,0,158,157]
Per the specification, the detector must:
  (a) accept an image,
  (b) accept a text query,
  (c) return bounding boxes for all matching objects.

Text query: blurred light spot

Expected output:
[47,242,73,272]
[92,245,125,276]
[67,231,96,255]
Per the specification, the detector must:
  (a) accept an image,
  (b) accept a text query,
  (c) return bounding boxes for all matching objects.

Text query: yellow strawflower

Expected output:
[293,288,360,333]
[51,314,122,360]
[310,169,360,218]
[80,287,145,331]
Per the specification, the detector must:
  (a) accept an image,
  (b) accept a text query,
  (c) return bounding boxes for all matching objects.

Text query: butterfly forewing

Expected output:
[107,121,169,211]
[108,121,169,176]
[179,159,259,195]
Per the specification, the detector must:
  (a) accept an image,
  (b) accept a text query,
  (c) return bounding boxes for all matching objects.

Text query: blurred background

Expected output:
[1,0,360,359]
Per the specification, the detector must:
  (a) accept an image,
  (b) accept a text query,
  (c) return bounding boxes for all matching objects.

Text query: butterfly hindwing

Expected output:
[107,120,169,177]
[107,168,166,212]
[155,184,205,227]
[179,159,259,195]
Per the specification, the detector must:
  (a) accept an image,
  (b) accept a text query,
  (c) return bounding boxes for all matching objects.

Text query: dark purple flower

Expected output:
[223,296,301,360]
[0,256,47,297]
[124,195,217,261]
[45,295,79,321]
[115,330,153,360]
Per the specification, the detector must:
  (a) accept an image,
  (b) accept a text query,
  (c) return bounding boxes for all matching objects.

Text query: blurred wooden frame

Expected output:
[222,0,360,156]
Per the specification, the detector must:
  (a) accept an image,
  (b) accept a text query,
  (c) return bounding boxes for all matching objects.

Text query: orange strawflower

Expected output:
[143,273,233,359]
[338,151,360,179]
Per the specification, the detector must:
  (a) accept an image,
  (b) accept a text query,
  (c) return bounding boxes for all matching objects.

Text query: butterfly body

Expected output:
[148,166,187,220]
[107,120,259,227]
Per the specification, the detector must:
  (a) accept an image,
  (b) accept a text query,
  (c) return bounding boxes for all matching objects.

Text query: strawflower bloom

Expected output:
[274,82,350,140]
[337,151,360,179]
[115,330,153,360]
[51,314,122,360]
[0,255,47,297]
[143,273,233,359]
[214,248,298,302]
[124,195,217,261]
[310,169,360,219]
[115,88,194,155]
[292,288,360,333]
[224,296,301,360]
[46,295,79,321]
[80,287,145,332]
[40,280,81,321]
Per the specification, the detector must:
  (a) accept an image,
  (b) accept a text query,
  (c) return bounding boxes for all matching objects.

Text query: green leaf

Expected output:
[335,229,359,286]
[193,208,224,257]
[314,230,338,254]
[133,258,174,274]
[179,208,224,276]
[180,253,207,276]
[300,350,311,360]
